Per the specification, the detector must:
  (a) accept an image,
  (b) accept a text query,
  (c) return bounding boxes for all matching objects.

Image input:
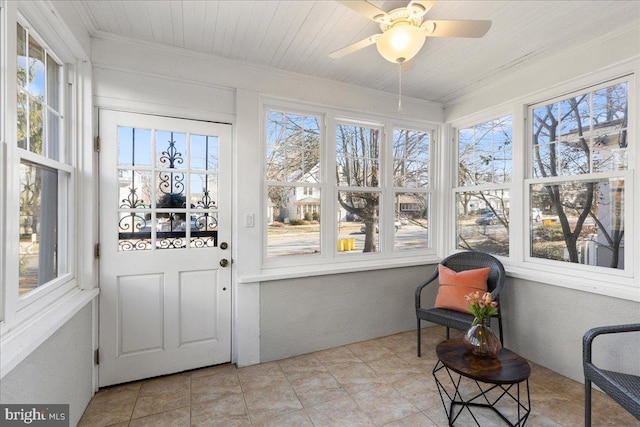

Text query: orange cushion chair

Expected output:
[415,251,505,357]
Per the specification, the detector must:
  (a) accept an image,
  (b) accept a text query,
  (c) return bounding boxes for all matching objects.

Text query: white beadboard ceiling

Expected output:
[75,0,640,105]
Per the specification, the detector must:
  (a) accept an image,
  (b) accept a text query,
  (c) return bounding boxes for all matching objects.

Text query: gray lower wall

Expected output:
[260,264,640,383]
[260,265,434,362]
[500,277,640,382]
[0,304,94,426]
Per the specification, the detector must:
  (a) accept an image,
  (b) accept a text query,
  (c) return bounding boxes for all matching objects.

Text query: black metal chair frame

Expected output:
[583,323,640,426]
[415,251,506,357]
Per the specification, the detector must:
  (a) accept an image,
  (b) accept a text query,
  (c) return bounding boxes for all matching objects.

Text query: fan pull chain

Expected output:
[397,62,403,112]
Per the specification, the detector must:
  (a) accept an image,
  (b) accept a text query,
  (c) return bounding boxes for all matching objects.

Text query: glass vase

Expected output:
[463,320,502,357]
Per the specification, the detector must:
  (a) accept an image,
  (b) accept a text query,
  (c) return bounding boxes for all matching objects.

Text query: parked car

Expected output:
[345,213,360,222]
[532,208,542,222]
[475,212,499,225]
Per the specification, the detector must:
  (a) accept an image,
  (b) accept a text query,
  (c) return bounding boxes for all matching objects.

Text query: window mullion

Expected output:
[380,123,392,253]
[510,105,527,264]
[324,114,336,260]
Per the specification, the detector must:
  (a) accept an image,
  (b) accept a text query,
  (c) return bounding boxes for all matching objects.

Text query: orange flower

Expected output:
[465,291,499,325]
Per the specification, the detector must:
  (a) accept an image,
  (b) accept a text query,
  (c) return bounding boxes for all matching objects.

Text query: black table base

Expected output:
[433,360,531,426]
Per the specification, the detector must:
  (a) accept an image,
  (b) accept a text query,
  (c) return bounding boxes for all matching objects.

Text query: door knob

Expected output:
[220,259,229,267]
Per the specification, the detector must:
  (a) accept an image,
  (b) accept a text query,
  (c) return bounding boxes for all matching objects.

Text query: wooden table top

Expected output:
[436,338,531,384]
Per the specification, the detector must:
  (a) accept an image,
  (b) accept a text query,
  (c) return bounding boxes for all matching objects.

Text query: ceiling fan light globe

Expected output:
[376,24,425,63]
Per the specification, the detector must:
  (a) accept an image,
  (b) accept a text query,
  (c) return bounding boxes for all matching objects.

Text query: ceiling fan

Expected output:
[330,0,491,64]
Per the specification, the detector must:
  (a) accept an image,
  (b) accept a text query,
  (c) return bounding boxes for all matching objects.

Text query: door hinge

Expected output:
[95,349,100,365]
[95,243,100,259]
[94,136,100,152]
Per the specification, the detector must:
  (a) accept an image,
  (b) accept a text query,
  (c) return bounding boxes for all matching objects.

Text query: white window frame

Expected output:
[524,76,634,280]
[1,1,98,378]
[263,103,325,265]
[446,68,638,302]
[390,124,433,254]
[9,13,75,313]
[335,116,385,254]
[452,114,514,260]
[260,98,438,277]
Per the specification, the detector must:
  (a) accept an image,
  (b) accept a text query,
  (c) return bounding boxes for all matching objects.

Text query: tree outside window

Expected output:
[336,122,380,253]
[529,82,627,268]
[265,110,321,257]
[264,108,434,261]
[455,116,512,256]
[392,128,430,252]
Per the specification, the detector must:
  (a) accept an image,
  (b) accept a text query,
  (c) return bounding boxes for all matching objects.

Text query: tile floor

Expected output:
[79,326,639,427]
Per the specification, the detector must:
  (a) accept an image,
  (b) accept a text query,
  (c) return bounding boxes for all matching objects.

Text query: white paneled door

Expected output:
[98,110,232,386]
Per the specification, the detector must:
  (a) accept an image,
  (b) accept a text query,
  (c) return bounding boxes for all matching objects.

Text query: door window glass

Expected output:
[117,128,220,250]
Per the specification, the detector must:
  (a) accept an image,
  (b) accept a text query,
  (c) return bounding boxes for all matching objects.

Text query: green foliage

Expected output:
[288,218,305,226]
[312,212,320,221]
[303,212,312,221]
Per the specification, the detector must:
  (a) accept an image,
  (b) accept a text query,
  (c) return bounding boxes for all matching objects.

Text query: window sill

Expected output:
[0,287,99,379]
[238,255,440,283]
[505,265,640,302]
[239,253,640,302]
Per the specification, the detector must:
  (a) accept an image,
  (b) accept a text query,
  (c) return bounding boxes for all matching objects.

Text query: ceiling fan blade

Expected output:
[329,36,378,59]
[408,1,435,16]
[422,19,492,38]
[336,0,388,21]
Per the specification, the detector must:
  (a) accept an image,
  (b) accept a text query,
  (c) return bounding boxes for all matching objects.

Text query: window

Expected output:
[392,128,431,251]
[336,121,381,253]
[263,103,435,267]
[454,116,512,256]
[265,109,321,257]
[528,80,628,269]
[16,22,70,295]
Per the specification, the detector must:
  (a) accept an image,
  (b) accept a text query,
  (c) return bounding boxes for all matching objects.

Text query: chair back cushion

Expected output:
[434,264,490,313]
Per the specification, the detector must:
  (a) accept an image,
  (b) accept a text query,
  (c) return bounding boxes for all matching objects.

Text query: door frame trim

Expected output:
[96,108,234,385]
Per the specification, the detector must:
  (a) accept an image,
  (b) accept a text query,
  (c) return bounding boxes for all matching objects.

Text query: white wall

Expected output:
[0,304,93,426]
[445,22,640,120]
[91,36,443,121]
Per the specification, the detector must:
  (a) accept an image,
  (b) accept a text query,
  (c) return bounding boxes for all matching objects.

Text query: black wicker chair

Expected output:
[415,251,505,357]
[583,323,640,425]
